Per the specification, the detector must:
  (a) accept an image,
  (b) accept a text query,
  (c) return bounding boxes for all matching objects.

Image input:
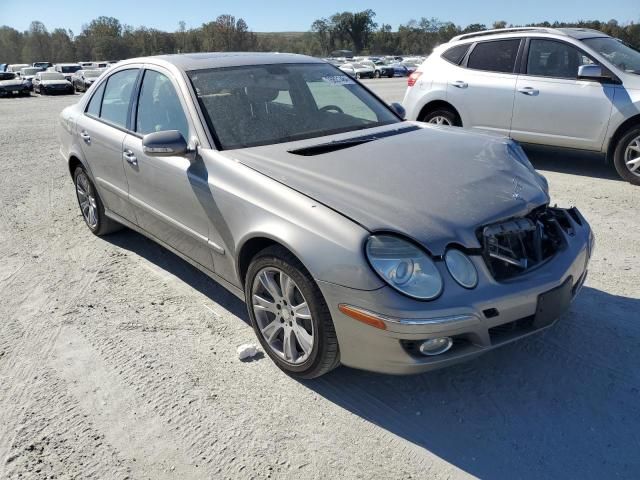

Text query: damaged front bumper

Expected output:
[318,207,593,375]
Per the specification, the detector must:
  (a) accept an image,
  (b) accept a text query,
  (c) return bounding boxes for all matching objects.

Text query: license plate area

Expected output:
[534,276,573,328]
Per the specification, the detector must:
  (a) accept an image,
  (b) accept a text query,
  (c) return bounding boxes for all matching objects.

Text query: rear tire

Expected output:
[613,126,640,185]
[420,107,461,127]
[73,166,122,235]
[374,70,381,79]
[245,245,340,379]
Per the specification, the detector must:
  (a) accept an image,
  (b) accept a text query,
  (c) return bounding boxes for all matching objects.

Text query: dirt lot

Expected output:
[0,83,639,480]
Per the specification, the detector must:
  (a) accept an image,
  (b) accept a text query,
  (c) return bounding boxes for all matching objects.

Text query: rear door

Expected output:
[510,38,615,150]
[446,38,521,135]
[121,67,215,271]
[76,68,140,222]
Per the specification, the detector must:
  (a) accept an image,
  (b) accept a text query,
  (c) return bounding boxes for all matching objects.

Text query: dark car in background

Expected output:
[71,69,102,92]
[374,61,395,78]
[0,72,31,97]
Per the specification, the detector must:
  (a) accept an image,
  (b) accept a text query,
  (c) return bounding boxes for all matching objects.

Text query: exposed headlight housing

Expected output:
[444,249,478,289]
[366,235,443,300]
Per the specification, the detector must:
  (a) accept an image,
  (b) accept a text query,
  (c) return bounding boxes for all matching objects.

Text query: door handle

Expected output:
[450,80,468,89]
[123,149,138,166]
[80,131,91,143]
[517,87,539,96]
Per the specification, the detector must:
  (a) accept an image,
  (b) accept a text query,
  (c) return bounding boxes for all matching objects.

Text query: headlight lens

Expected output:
[444,249,478,289]
[366,235,443,300]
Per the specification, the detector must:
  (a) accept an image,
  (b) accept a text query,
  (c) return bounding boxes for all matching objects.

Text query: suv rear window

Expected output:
[441,44,470,65]
[467,39,521,73]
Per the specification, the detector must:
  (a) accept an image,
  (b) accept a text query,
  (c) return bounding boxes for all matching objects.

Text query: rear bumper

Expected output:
[318,208,593,375]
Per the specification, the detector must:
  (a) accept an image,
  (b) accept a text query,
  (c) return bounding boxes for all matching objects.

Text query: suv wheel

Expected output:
[245,246,340,379]
[73,166,122,235]
[614,127,640,185]
[420,107,461,127]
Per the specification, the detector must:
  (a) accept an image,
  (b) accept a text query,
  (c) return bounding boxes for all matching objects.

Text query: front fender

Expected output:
[200,150,385,292]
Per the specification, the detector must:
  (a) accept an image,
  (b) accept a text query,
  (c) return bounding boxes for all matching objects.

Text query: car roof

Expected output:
[125,52,324,71]
[449,27,610,43]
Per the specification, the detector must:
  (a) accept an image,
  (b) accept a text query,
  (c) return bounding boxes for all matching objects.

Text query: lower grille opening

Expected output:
[478,206,572,281]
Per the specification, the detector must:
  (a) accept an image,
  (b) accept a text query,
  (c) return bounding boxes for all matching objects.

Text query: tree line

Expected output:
[1,12,639,64]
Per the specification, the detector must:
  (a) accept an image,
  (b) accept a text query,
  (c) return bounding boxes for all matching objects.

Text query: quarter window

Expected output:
[527,39,594,79]
[86,82,105,117]
[136,70,189,140]
[467,39,521,73]
[442,44,471,65]
[99,69,139,128]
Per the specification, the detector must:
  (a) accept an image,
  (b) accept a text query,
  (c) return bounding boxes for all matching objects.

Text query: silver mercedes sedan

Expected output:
[58,53,594,378]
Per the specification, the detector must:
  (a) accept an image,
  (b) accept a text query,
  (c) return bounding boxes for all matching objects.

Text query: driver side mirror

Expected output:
[390,102,406,119]
[577,64,606,81]
[142,130,188,156]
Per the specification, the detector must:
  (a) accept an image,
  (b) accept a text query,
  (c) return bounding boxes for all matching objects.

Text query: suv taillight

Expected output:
[407,71,422,87]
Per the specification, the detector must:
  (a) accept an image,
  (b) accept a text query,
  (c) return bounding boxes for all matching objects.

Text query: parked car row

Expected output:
[324,55,426,78]
[402,26,640,185]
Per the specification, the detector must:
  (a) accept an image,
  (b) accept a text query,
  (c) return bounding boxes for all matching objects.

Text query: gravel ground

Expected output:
[0,83,639,480]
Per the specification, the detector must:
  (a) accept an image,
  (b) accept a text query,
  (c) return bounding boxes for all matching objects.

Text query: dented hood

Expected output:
[223,124,550,255]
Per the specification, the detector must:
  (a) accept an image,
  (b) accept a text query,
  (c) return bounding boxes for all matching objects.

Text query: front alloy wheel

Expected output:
[252,267,314,364]
[245,246,339,378]
[614,127,640,185]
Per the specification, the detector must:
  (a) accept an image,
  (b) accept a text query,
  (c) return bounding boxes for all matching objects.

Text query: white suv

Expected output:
[402,27,640,184]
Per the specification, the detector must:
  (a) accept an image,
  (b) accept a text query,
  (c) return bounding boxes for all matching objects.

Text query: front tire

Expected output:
[613,126,640,185]
[73,166,122,235]
[245,246,340,379]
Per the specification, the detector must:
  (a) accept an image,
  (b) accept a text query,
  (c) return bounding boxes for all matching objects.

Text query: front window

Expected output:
[582,37,640,74]
[83,70,101,78]
[188,63,400,150]
[527,39,594,78]
[21,68,39,76]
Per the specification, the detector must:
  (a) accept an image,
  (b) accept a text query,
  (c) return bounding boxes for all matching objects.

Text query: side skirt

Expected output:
[104,209,246,301]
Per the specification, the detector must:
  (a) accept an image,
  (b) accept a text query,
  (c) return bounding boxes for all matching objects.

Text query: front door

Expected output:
[510,38,615,151]
[122,68,215,271]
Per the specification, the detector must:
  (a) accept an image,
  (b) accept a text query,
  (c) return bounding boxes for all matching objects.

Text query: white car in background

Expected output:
[339,62,375,79]
[403,27,640,184]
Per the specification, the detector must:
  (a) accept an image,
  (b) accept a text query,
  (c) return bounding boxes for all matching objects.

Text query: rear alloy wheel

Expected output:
[421,108,461,127]
[374,70,381,79]
[73,167,122,235]
[614,127,640,185]
[355,72,361,79]
[245,246,339,378]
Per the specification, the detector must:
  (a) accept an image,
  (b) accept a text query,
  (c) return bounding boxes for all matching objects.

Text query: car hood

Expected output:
[222,124,550,255]
[0,79,25,87]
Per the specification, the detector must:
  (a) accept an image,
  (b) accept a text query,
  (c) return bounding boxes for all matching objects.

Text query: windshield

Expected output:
[583,37,640,74]
[0,72,17,80]
[83,70,101,78]
[21,68,39,76]
[41,72,65,81]
[60,65,81,73]
[188,63,400,150]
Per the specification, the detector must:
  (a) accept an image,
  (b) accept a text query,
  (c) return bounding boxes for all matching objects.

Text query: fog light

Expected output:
[418,337,453,356]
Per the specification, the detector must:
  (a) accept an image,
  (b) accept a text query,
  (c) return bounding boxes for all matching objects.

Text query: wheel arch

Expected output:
[236,236,305,289]
[417,100,462,125]
[606,113,640,162]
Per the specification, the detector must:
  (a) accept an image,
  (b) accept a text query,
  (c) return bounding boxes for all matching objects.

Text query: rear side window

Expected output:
[86,82,105,117]
[467,39,521,73]
[441,44,470,65]
[100,69,139,128]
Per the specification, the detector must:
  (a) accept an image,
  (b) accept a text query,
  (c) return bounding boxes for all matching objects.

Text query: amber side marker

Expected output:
[338,304,387,330]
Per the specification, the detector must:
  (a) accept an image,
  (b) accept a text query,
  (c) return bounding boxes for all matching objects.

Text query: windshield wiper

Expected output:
[288,125,419,156]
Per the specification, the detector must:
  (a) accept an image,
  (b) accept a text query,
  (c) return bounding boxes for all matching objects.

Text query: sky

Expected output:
[0,0,638,34]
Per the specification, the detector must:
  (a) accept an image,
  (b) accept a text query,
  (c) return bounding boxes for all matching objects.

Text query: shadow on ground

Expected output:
[105,229,639,479]
[303,286,640,479]
[524,144,622,181]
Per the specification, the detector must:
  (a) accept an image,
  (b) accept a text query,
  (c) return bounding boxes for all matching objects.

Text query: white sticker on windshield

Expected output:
[321,75,355,86]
